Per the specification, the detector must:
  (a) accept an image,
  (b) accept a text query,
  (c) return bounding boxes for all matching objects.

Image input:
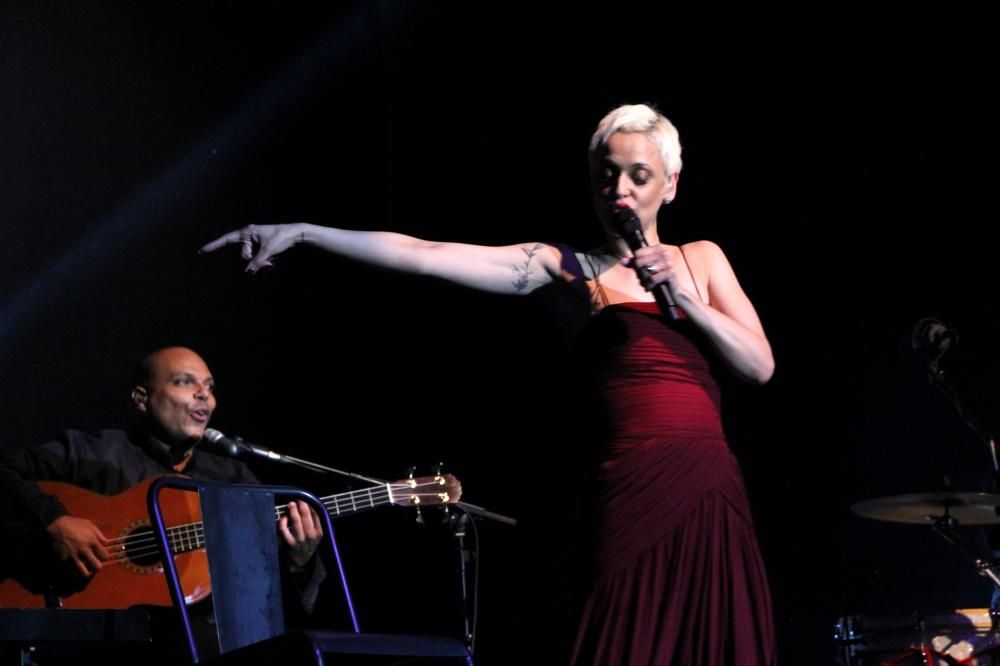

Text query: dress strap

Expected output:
[583,253,610,310]
[678,245,705,303]
[553,243,608,312]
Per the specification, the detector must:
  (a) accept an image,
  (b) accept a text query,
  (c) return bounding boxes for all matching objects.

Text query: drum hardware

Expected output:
[851,496,1000,590]
[847,490,1000,662]
[850,493,1000,527]
[833,608,1000,665]
[848,318,1000,609]
[845,490,1000,663]
[833,323,1000,664]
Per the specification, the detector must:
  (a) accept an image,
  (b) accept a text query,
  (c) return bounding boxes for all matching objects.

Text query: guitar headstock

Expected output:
[390,473,462,507]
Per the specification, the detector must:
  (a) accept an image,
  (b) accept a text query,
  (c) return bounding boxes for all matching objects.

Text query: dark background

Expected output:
[3,1,999,663]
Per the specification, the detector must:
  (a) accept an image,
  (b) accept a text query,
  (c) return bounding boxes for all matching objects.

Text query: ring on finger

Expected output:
[643,263,659,275]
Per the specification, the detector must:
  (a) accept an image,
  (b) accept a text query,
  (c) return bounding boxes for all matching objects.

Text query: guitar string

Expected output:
[102,484,404,559]
[106,487,437,565]
[98,481,455,567]
[105,490,454,566]
[99,477,436,551]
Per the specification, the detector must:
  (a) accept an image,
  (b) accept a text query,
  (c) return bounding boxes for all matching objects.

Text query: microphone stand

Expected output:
[276,451,511,655]
[278,452,388,486]
[277,453,518,527]
[451,512,475,650]
[924,356,1000,489]
[213,428,515,656]
[918,346,1000,600]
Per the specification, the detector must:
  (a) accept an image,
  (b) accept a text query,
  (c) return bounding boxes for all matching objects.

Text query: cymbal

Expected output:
[851,492,1000,525]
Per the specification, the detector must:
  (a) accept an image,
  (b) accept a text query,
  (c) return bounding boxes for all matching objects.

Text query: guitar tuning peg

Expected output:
[433,461,444,475]
[415,506,425,525]
[407,465,417,479]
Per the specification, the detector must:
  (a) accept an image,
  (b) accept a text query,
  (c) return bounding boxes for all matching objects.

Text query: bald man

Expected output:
[0,347,323,614]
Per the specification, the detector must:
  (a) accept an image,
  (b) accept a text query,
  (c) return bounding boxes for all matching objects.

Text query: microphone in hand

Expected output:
[613,206,680,321]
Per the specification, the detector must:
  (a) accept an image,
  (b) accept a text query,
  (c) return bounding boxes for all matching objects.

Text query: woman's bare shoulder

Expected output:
[679,239,723,254]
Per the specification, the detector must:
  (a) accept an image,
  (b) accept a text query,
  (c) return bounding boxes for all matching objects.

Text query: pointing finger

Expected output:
[200,230,244,253]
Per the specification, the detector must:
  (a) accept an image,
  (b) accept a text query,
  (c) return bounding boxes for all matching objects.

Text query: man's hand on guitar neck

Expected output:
[280,501,323,573]
[46,515,113,577]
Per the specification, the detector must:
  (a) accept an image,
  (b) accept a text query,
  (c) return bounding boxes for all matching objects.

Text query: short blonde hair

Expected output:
[589,104,683,176]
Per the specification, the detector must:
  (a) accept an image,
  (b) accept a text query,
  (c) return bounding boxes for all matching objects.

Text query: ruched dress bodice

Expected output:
[576,301,723,441]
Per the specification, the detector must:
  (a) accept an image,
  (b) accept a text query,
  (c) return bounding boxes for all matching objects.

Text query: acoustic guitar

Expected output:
[0,473,461,609]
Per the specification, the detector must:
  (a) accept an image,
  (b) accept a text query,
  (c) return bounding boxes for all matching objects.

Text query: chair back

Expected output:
[147,476,471,665]
[147,476,357,663]
[199,482,285,654]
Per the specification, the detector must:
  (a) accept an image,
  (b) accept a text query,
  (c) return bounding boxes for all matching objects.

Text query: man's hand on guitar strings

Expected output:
[47,515,113,577]
[280,500,324,572]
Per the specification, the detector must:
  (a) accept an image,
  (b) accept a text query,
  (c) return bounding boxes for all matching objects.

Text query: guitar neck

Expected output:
[164,481,416,555]
[277,483,397,521]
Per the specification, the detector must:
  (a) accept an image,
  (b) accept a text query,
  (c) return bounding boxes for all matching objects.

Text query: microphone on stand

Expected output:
[911,317,957,360]
[202,428,286,462]
[202,427,387,484]
[614,206,680,321]
[203,430,519,526]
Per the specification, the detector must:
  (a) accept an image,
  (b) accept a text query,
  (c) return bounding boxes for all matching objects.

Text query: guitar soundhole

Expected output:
[123,526,161,567]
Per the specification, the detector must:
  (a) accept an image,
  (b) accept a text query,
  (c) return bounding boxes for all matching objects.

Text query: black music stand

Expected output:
[147,476,473,665]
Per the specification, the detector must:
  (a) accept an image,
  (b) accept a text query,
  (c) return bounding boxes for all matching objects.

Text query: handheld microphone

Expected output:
[202,428,286,462]
[614,207,680,321]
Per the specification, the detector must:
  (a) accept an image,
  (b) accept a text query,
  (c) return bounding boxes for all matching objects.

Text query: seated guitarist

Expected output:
[0,346,325,655]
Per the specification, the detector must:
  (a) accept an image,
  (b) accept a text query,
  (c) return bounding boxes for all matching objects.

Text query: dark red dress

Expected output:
[569,302,775,666]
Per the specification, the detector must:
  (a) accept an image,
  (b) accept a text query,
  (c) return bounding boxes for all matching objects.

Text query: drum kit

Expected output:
[838,492,1000,665]
[834,319,1000,665]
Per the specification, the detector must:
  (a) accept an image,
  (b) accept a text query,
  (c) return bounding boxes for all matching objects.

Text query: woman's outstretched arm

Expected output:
[201,222,564,295]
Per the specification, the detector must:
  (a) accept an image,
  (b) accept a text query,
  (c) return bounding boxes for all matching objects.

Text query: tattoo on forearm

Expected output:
[512,243,545,292]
